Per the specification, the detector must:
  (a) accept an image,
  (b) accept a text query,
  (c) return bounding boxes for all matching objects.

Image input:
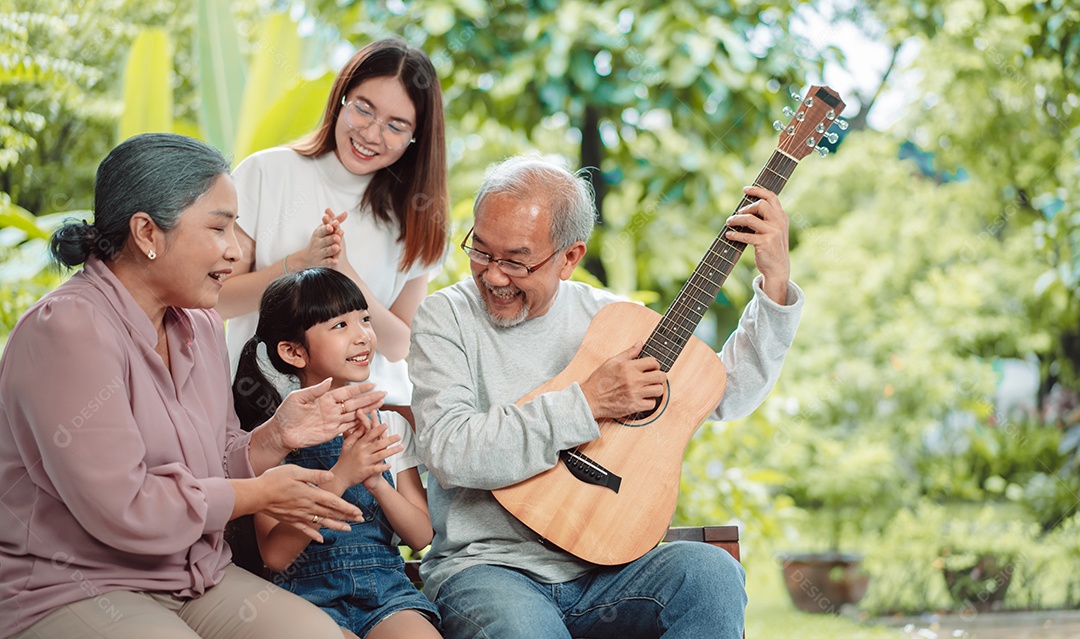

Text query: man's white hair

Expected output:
[474,155,596,249]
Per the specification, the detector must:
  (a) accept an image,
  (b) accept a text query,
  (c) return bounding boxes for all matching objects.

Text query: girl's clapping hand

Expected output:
[333,419,403,490]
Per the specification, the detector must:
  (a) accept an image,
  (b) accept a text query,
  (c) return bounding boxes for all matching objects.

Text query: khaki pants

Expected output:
[12,564,342,639]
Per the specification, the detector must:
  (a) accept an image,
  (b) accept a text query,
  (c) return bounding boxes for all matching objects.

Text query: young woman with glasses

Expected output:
[218,39,448,423]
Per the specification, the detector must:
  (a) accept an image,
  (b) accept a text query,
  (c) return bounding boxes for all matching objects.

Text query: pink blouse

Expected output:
[0,257,255,637]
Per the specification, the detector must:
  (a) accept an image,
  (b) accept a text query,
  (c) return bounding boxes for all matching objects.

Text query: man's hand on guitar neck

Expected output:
[579,341,667,420]
[724,185,792,306]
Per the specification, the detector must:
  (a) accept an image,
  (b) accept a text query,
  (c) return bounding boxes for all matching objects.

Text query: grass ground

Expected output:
[744,555,901,639]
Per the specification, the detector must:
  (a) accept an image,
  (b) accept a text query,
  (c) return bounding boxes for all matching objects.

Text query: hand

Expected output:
[724,186,791,304]
[332,420,403,490]
[324,209,359,281]
[273,378,387,451]
[293,210,344,270]
[255,464,364,542]
[579,342,666,420]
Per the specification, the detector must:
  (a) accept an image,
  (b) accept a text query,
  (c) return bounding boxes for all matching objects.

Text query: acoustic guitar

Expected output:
[492,85,847,565]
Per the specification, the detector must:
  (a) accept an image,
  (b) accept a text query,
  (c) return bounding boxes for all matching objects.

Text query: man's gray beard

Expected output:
[486,301,529,328]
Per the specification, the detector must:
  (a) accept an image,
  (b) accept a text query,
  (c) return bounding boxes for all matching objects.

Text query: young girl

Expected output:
[221,39,449,424]
[232,267,441,639]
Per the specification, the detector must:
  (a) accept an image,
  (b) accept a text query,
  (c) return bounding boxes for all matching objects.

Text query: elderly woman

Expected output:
[0,133,385,638]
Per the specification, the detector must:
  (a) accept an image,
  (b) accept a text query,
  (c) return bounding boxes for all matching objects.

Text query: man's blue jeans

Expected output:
[434,541,746,638]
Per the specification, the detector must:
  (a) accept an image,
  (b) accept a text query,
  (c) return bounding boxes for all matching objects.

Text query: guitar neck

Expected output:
[642,150,799,371]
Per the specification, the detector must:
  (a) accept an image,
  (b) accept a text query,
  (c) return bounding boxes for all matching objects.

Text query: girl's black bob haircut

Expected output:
[259,267,369,340]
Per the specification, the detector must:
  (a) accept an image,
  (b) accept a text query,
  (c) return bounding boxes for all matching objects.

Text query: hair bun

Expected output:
[49,219,98,268]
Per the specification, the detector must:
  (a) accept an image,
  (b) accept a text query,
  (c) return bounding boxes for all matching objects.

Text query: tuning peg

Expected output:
[826,109,836,120]
[815,146,830,157]
[805,97,814,107]
[816,123,825,133]
[782,106,796,118]
[805,136,816,147]
[796,110,805,122]
[824,132,839,144]
[789,88,802,102]
[836,119,849,130]
[773,120,785,131]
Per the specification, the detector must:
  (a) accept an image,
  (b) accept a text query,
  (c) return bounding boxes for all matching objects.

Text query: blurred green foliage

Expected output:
[676,407,798,560]
[857,501,1078,615]
[916,420,1064,502]
[865,0,1080,388]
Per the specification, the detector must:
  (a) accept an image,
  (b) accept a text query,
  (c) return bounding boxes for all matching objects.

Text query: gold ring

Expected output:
[339,401,347,415]
[311,514,320,525]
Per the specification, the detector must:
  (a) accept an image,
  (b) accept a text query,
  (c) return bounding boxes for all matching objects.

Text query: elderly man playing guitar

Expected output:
[409,153,804,639]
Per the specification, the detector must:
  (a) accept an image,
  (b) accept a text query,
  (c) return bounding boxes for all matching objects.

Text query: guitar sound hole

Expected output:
[614,380,670,426]
[622,395,662,422]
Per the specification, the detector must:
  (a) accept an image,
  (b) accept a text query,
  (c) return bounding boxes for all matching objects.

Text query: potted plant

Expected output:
[936,507,1034,612]
[776,438,911,614]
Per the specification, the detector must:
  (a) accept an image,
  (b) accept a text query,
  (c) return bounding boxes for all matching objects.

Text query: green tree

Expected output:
[845,0,1080,388]
[1,4,113,215]
[753,0,1077,549]
[780,127,1049,460]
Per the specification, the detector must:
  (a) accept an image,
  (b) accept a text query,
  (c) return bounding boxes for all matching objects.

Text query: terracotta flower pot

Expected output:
[777,552,871,614]
[941,554,1014,612]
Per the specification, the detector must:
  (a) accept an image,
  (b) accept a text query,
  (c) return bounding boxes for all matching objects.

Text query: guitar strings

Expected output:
[642,152,797,372]
[601,152,803,462]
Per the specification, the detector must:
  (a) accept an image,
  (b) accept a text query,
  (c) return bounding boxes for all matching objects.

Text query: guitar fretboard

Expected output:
[641,151,799,371]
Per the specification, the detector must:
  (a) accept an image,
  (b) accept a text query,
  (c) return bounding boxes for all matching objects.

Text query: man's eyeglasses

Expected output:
[459,227,562,278]
[339,96,416,151]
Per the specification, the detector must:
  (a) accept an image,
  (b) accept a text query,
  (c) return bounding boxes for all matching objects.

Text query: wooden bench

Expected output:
[403,524,740,585]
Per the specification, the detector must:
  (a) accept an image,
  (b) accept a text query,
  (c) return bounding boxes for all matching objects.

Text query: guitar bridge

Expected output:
[560,449,621,493]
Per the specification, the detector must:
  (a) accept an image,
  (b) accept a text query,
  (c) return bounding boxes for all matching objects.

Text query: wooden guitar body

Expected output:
[492,301,726,565]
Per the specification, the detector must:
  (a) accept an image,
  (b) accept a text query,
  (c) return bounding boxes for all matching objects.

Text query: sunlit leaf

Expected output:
[233,12,302,160]
[0,197,48,241]
[118,29,173,140]
[235,72,334,164]
[197,0,246,154]
[422,5,456,36]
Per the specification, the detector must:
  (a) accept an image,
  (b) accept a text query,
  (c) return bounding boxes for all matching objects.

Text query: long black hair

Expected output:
[231,267,368,431]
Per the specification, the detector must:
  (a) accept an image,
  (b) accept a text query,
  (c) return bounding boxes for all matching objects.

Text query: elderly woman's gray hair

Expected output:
[50,133,231,267]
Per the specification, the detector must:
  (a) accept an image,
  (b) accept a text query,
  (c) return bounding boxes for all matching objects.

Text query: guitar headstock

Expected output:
[774,85,847,160]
